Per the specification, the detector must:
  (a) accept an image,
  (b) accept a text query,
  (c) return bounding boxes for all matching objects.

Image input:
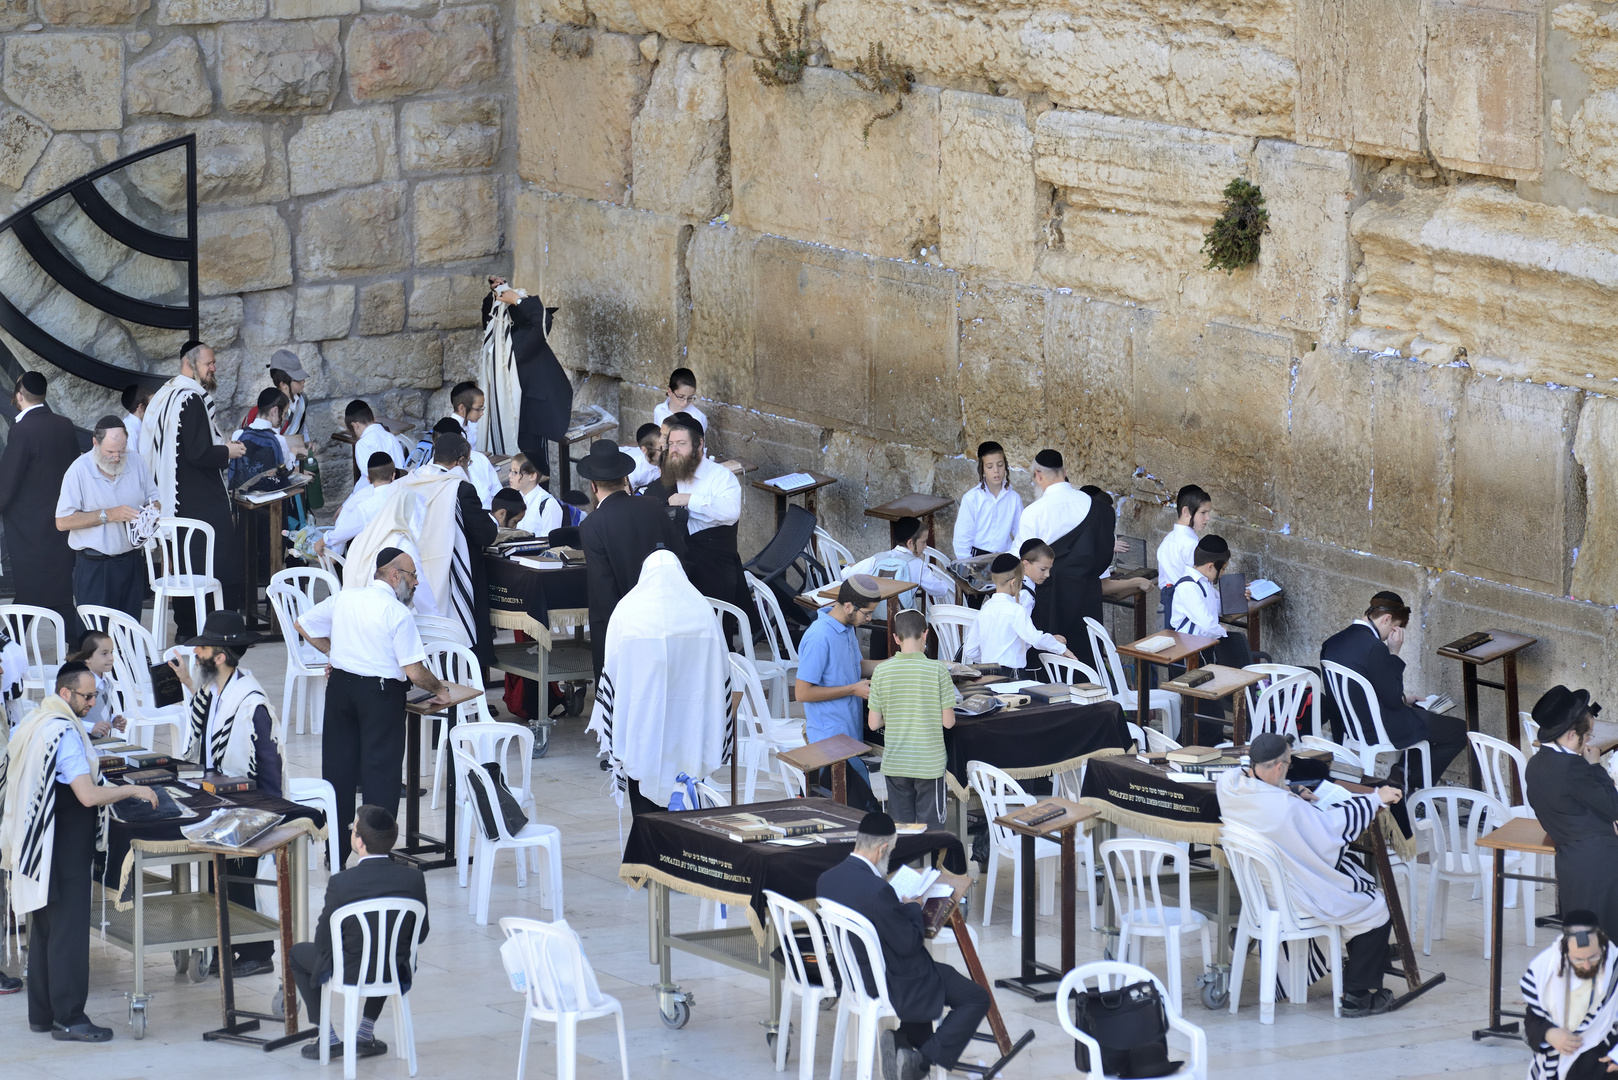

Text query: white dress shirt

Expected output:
[1168,573,1225,638]
[122,412,143,448]
[326,481,393,554]
[1018,576,1037,615]
[966,593,1064,669]
[14,402,40,423]
[519,486,564,537]
[1156,523,1200,590]
[55,448,158,555]
[466,451,501,509]
[1013,481,1091,551]
[654,400,708,432]
[352,422,406,480]
[843,546,953,602]
[953,482,1023,559]
[678,455,741,533]
[297,578,426,680]
[232,417,291,463]
[623,445,661,492]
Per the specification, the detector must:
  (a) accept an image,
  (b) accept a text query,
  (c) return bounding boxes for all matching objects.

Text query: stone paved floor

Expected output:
[3,640,1546,1078]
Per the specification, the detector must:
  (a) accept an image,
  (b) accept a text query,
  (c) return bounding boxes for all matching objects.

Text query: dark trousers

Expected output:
[290,941,384,1027]
[627,778,664,817]
[898,965,990,1070]
[1343,919,1393,994]
[27,789,95,1028]
[73,549,146,622]
[1406,708,1471,785]
[322,670,409,869]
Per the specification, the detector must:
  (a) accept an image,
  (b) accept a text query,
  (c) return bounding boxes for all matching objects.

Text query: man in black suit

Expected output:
[1526,685,1618,938]
[484,283,572,478]
[817,813,985,1080]
[290,805,429,1061]
[0,371,82,637]
[1319,590,1469,786]
[576,440,685,679]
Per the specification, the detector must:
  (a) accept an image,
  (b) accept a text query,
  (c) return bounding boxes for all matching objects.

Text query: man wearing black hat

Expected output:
[1522,910,1618,1080]
[0,370,83,635]
[1526,685,1618,940]
[295,548,450,864]
[577,439,685,679]
[1319,591,1470,785]
[168,610,283,977]
[817,812,984,1080]
[1012,449,1107,671]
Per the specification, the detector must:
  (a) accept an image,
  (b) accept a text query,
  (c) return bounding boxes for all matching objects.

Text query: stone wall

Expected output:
[512,1,1618,725]
[0,0,514,501]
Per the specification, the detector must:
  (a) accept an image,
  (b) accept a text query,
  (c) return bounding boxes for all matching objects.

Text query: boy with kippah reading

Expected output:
[867,608,956,828]
[1157,484,1211,628]
[966,553,1075,674]
[1168,534,1253,667]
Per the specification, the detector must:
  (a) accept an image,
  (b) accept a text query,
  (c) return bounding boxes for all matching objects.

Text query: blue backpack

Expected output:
[227,428,287,492]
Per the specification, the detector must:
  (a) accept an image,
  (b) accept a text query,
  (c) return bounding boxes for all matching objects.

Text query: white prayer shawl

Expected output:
[343,464,474,646]
[140,374,223,523]
[480,289,526,457]
[587,551,733,807]
[0,696,103,916]
[1523,940,1618,1080]
[186,669,279,780]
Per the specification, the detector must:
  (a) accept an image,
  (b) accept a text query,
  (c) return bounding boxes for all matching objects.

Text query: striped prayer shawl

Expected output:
[186,669,276,780]
[0,698,105,916]
[140,375,223,521]
[480,291,524,457]
[1523,940,1618,1080]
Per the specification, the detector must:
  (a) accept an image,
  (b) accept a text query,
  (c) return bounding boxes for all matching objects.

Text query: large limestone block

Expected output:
[401,98,501,173]
[631,43,729,220]
[512,184,548,295]
[357,279,406,335]
[1044,294,1141,490]
[869,260,959,451]
[414,176,501,265]
[1251,141,1359,341]
[1553,4,1618,193]
[939,91,1038,282]
[685,223,754,407]
[271,0,358,15]
[1132,317,1296,528]
[346,7,498,103]
[41,0,147,23]
[0,0,29,28]
[296,182,408,279]
[1351,184,1618,384]
[958,281,1047,466]
[323,332,444,392]
[18,134,97,203]
[728,60,940,261]
[0,109,52,190]
[289,108,399,197]
[240,287,293,347]
[200,295,244,348]
[534,0,773,49]
[126,37,212,118]
[293,284,355,341]
[1573,394,1618,604]
[817,430,942,557]
[1426,0,1543,181]
[1033,109,1251,316]
[219,20,342,113]
[1296,0,1425,159]
[3,35,122,131]
[516,24,651,202]
[199,206,292,295]
[1367,355,1465,565]
[1452,376,1579,594]
[1287,346,1375,550]
[124,120,290,208]
[159,0,264,21]
[407,273,486,330]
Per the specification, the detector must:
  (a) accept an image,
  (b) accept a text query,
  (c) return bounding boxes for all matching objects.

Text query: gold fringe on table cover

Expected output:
[107,817,329,912]
[945,745,1130,803]
[620,861,771,947]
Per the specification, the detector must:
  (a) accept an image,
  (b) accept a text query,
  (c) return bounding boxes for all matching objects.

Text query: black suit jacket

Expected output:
[314,856,431,989]
[1526,746,1618,938]
[816,854,944,1022]
[482,294,572,462]
[579,489,686,677]
[0,403,78,610]
[1319,622,1427,749]
[172,394,242,589]
[456,477,499,668]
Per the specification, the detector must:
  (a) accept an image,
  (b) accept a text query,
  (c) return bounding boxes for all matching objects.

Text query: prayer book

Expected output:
[766,817,842,837]
[890,863,942,900]
[1166,746,1222,765]
[987,679,1040,693]
[895,822,928,835]
[1113,535,1148,576]
[1218,573,1248,616]
[1134,634,1175,653]
[697,812,777,842]
[1417,693,1457,714]
[201,775,255,795]
[766,472,817,491]
[1010,802,1068,828]
[1313,780,1355,807]
[1024,683,1071,705]
[1248,578,1281,600]
[1070,683,1112,704]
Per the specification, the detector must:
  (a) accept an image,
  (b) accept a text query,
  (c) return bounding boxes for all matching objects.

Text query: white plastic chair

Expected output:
[1321,660,1433,789]
[813,527,855,584]
[1221,822,1344,1024]
[76,604,187,752]
[1100,838,1212,1009]
[144,516,223,648]
[765,890,836,1080]
[499,916,627,1080]
[0,603,66,701]
[818,898,905,1080]
[1056,962,1208,1080]
[747,570,800,715]
[1242,664,1322,738]
[710,596,784,706]
[1038,651,1104,688]
[927,604,977,664]
[1145,728,1183,754]
[286,775,344,874]
[319,897,426,1078]
[778,756,808,799]
[1086,617,1182,741]
[969,760,1097,934]
[1127,722,1147,751]
[450,720,540,890]
[1410,786,1528,958]
[267,568,339,736]
[732,654,807,802]
[1245,672,1312,741]
[455,748,562,926]
[423,640,496,810]
[316,544,347,579]
[1521,710,1539,758]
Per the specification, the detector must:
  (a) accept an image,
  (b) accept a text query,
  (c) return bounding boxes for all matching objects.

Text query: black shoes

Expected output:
[52,1021,114,1042]
[878,1029,926,1080]
[0,970,22,994]
[30,1022,51,1033]
[207,955,277,978]
[1341,987,1395,1017]
[302,1038,388,1060]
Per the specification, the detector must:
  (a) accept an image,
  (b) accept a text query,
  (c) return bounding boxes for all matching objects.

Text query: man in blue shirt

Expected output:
[795,575,883,811]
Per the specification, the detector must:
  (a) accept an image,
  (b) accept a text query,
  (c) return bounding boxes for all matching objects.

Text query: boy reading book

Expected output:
[965,553,1075,675]
[652,367,708,432]
[867,608,956,828]
[1168,534,1254,668]
[1156,484,1211,628]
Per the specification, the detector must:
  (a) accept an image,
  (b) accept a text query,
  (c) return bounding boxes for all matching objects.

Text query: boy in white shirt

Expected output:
[121,383,151,450]
[842,516,954,614]
[966,554,1075,674]
[435,406,501,509]
[623,422,663,492]
[1168,534,1253,668]
[651,367,708,432]
[317,453,396,557]
[1017,539,1053,615]
[509,453,563,537]
[953,440,1022,559]
[1156,484,1211,629]
[345,399,406,486]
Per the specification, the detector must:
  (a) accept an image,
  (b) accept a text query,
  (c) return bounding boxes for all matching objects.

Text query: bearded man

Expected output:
[1523,912,1618,1080]
[55,415,158,620]
[139,341,247,638]
[0,370,82,635]
[661,413,749,635]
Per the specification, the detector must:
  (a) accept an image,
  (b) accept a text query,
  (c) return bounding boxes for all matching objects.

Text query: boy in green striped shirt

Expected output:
[868,608,956,828]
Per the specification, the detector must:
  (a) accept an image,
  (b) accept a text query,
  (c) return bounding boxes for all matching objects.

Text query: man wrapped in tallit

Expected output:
[1217,732,1402,1017]
[1522,912,1618,1080]
[587,550,732,815]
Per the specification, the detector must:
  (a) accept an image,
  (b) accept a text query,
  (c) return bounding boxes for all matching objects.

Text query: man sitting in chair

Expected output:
[817,812,983,1080]
[289,805,429,1062]
[1216,733,1403,1017]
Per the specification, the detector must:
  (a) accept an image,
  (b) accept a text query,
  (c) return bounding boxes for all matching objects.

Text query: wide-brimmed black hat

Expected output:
[1534,684,1601,743]
[575,439,635,481]
[185,610,263,650]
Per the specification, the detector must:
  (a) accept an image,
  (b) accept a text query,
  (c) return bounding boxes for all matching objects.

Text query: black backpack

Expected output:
[228,428,288,492]
[1071,978,1180,1078]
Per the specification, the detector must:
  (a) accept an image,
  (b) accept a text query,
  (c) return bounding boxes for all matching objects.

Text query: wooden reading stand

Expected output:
[992,798,1100,1001]
[776,734,870,804]
[396,682,483,871]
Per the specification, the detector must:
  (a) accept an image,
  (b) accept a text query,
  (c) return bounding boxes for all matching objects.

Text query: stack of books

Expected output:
[1070,682,1112,704]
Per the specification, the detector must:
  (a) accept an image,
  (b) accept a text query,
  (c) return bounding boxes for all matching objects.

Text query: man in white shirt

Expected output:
[120,383,151,451]
[1012,449,1105,668]
[55,415,157,620]
[965,554,1073,673]
[318,453,397,558]
[664,414,749,628]
[1156,484,1211,629]
[952,440,1021,559]
[442,384,501,508]
[345,399,406,488]
[295,548,449,864]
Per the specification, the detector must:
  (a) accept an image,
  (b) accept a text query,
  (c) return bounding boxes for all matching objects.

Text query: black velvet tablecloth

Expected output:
[485,554,588,627]
[942,699,1133,792]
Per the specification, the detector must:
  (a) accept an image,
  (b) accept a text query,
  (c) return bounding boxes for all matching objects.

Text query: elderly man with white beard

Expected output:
[55,415,158,621]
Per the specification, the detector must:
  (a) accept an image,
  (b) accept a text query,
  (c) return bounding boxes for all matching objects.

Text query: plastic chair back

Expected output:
[764,890,834,994]
[778,758,807,798]
[745,504,819,587]
[708,597,756,662]
[1039,652,1103,687]
[1057,962,1207,1080]
[0,603,66,686]
[1242,663,1322,738]
[927,603,977,664]
[450,719,533,800]
[813,527,855,582]
[271,565,341,605]
[1248,672,1311,740]
[267,584,322,671]
[745,570,799,666]
[147,516,216,583]
[1321,660,1397,768]
[455,749,525,844]
[499,916,605,1015]
[816,899,895,1014]
[330,896,426,995]
[1145,728,1182,753]
[1100,838,1188,935]
[414,613,469,647]
[1221,824,1321,936]
[1468,732,1527,810]
[1409,787,1509,878]
[1084,617,1129,698]
[86,607,173,713]
[968,760,1035,856]
[422,639,491,725]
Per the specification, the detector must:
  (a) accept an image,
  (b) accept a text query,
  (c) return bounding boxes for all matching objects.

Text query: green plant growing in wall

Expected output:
[1201,178,1270,273]
[754,0,812,87]
[849,42,914,143]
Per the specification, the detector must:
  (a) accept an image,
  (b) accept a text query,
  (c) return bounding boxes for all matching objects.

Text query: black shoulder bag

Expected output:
[1071,978,1180,1078]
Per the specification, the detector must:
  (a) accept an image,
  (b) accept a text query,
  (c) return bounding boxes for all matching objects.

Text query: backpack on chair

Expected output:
[1070,978,1180,1078]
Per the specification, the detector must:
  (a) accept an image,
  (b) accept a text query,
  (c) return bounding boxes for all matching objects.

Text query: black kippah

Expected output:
[1034,448,1063,470]
[492,488,524,510]
[893,516,922,544]
[990,553,1019,574]
[17,370,46,397]
[858,812,896,837]
[433,417,463,435]
[1195,535,1230,557]
[367,452,395,469]
[375,546,406,570]
[180,339,206,358]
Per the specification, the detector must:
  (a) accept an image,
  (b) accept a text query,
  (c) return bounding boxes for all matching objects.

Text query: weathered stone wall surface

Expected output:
[0,0,514,503]
[510,1,1618,721]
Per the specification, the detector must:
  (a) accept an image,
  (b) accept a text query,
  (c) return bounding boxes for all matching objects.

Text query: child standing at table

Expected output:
[867,608,956,828]
[1018,539,1055,615]
[966,554,1074,676]
[652,367,708,433]
[952,440,1022,559]
[1156,484,1211,629]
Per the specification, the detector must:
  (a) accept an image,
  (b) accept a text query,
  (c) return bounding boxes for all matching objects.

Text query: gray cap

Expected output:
[270,349,308,381]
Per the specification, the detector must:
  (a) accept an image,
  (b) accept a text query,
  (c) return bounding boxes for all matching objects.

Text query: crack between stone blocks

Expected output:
[674,222,694,366]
